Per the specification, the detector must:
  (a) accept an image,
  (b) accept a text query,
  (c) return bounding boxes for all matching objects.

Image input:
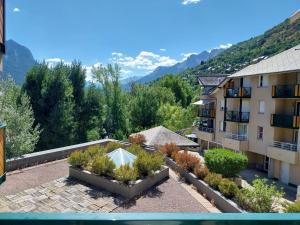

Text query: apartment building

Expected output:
[194,44,300,186]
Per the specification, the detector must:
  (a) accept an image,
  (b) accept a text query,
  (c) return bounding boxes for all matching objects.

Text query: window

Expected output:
[257,126,263,140]
[258,75,268,87]
[259,100,265,114]
[220,100,225,111]
[264,156,270,171]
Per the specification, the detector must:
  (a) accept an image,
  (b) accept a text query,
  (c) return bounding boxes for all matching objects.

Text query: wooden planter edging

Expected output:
[69,166,169,199]
[165,157,244,213]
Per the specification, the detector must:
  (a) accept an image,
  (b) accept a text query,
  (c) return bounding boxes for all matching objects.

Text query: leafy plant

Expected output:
[86,145,107,158]
[105,141,124,152]
[235,178,284,212]
[204,173,222,190]
[114,164,138,184]
[194,164,209,180]
[91,155,116,176]
[68,151,89,168]
[134,151,164,177]
[174,151,200,172]
[218,179,238,198]
[128,134,146,145]
[283,202,300,213]
[204,149,248,177]
[159,143,180,158]
[127,144,143,155]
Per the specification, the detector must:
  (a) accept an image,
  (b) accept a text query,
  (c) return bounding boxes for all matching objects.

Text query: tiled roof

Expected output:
[133,126,199,148]
[198,76,228,86]
[229,44,300,78]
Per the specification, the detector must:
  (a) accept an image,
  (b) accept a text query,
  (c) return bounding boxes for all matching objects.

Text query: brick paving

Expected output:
[0,160,218,213]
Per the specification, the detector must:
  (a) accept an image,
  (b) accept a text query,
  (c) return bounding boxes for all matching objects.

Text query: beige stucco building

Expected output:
[194,44,300,186]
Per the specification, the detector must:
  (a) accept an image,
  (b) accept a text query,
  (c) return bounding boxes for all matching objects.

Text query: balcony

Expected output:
[272,85,300,98]
[199,108,215,118]
[224,87,251,98]
[267,141,298,164]
[223,132,249,152]
[193,126,214,142]
[225,111,250,123]
[270,114,300,129]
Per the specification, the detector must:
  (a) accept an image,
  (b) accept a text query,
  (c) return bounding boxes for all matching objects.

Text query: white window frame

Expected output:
[219,121,225,132]
[258,75,268,87]
[220,100,225,111]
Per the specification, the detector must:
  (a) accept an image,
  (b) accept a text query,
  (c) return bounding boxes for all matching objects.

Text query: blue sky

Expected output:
[6,0,300,79]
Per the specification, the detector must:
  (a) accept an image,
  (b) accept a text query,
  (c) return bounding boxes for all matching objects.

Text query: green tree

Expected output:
[0,77,40,158]
[129,85,160,131]
[92,64,127,139]
[157,104,195,131]
[82,84,104,141]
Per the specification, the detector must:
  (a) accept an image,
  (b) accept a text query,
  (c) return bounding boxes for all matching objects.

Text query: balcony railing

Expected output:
[271,114,300,129]
[270,141,297,152]
[225,111,250,123]
[272,85,300,98]
[224,87,251,98]
[224,132,248,141]
[198,126,214,133]
[0,213,300,224]
[199,109,215,118]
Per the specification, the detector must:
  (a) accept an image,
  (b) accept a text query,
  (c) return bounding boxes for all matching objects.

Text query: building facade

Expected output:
[194,44,300,186]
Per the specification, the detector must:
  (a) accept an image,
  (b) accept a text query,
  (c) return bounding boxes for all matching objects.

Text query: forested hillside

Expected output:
[183,16,300,85]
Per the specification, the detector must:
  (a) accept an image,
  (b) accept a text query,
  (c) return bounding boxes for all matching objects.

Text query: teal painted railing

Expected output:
[0,213,299,225]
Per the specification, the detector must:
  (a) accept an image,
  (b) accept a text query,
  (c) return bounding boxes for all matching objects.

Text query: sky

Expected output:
[6,0,300,79]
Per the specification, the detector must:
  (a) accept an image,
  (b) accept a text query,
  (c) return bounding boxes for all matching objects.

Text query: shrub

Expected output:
[218,178,238,198]
[127,144,143,155]
[204,172,222,190]
[91,155,116,176]
[68,151,89,168]
[283,202,300,213]
[174,151,200,172]
[128,134,146,145]
[105,141,124,152]
[114,164,138,184]
[235,178,284,212]
[86,145,106,158]
[204,149,248,177]
[134,151,164,177]
[194,164,209,180]
[159,143,180,157]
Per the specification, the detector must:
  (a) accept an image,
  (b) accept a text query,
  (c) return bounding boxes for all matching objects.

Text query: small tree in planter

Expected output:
[159,143,180,158]
[204,149,248,178]
[174,151,200,172]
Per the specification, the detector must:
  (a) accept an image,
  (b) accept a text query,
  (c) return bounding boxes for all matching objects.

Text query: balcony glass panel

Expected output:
[225,111,250,123]
[271,114,299,129]
[272,85,299,98]
[199,109,215,118]
[225,87,251,98]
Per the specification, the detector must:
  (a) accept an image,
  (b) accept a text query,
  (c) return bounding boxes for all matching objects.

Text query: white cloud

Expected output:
[13,8,20,13]
[45,58,72,68]
[110,51,178,72]
[182,0,201,5]
[160,48,167,52]
[218,43,232,49]
[181,52,198,61]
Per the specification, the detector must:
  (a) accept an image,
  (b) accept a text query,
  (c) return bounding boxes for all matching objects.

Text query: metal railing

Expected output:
[225,87,251,98]
[225,111,250,123]
[271,141,298,152]
[224,132,248,141]
[272,84,300,98]
[0,213,299,224]
[198,126,214,133]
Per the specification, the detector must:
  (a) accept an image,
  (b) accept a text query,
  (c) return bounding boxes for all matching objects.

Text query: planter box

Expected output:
[165,157,243,213]
[69,166,169,199]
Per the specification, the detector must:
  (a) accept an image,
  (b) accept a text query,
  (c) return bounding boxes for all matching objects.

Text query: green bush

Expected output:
[193,164,209,180]
[105,141,124,152]
[127,144,143,155]
[91,155,116,176]
[86,145,107,158]
[283,202,300,213]
[218,178,238,198]
[204,173,222,190]
[68,151,89,168]
[114,164,138,184]
[204,149,248,177]
[134,151,164,177]
[235,178,284,212]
